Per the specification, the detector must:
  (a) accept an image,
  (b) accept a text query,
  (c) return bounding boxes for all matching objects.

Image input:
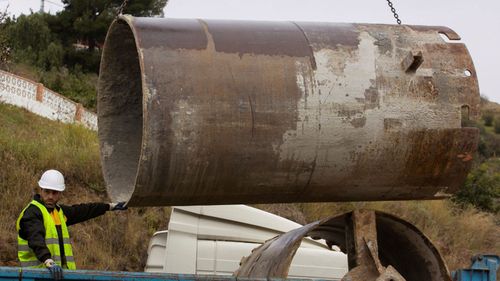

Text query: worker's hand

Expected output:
[44,258,63,280]
[109,202,128,211]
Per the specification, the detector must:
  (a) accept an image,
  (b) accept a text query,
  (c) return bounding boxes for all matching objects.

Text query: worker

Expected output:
[16,169,128,280]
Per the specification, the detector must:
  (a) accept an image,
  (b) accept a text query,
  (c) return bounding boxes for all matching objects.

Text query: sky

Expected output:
[1,0,499,103]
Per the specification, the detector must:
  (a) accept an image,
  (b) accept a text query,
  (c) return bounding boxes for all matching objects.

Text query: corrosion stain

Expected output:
[407,25,461,40]
[291,22,317,70]
[132,17,208,50]
[296,22,360,50]
[370,32,393,55]
[364,81,379,110]
[203,19,312,58]
[407,76,439,100]
[350,116,366,128]
[384,118,402,131]
[338,107,363,119]
[401,128,478,192]
[424,77,439,98]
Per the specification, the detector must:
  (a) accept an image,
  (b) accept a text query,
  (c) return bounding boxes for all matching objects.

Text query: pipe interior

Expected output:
[97,19,142,203]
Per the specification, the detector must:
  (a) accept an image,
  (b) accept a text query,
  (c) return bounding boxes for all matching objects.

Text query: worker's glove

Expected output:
[109,201,128,211]
[44,259,63,280]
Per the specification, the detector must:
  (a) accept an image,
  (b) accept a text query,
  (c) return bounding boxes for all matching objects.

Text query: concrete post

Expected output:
[75,103,83,122]
[36,83,44,102]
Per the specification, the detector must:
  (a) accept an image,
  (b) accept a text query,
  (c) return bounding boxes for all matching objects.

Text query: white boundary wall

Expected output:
[0,70,97,131]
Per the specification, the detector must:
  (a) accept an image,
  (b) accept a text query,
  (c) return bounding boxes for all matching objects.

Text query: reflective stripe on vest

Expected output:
[16,200,76,269]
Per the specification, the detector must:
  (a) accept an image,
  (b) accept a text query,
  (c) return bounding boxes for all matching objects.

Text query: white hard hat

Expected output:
[38,170,65,192]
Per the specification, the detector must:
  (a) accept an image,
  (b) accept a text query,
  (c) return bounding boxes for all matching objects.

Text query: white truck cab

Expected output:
[145,205,348,280]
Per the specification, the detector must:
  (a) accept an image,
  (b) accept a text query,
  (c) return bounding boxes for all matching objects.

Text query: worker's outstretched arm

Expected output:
[61,203,110,226]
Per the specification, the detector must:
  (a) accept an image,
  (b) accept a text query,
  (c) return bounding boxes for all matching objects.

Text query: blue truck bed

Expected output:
[0,267,325,281]
[2,254,498,281]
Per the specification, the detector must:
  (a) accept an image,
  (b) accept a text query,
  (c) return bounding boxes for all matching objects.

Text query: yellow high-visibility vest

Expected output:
[16,200,76,269]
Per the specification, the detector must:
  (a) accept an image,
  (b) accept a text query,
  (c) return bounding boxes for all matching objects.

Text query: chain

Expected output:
[386,0,402,25]
[117,0,128,17]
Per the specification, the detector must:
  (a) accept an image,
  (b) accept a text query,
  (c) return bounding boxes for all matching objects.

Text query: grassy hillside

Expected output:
[0,102,498,272]
[0,103,170,270]
[481,97,500,113]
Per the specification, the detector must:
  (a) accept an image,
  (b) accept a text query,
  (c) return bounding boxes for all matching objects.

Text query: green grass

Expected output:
[484,125,495,134]
[0,103,170,270]
[0,102,102,187]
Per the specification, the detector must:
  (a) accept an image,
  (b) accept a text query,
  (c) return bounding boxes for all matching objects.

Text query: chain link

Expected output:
[386,0,402,25]
[117,0,129,17]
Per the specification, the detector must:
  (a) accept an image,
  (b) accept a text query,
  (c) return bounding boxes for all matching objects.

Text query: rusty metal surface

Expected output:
[98,16,480,206]
[343,210,382,280]
[234,220,322,278]
[235,210,450,281]
[342,210,406,281]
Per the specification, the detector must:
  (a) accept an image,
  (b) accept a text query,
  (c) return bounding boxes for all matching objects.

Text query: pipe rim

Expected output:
[97,16,145,203]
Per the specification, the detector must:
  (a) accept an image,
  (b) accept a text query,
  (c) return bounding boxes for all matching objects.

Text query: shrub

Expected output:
[64,47,101,73]
[495,117,500,134]
[453,158,500,213]
[39,42,64,70]
[0,10,11,69]
[483,111,494,126]
[8,14,50,67]
[40,67,98,110]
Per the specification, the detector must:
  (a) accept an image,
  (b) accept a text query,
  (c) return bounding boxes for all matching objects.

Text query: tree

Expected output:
[121,0,168,16]
[0,8,11,69]
[3,0,168,107]
[58,0,167,52]
[483,111,494,126]
[495,117,500,134]
[453,158,500,213]
[6,13,64,70]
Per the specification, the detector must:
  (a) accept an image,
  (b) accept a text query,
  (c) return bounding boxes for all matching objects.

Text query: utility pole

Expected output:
[40,0,45,13]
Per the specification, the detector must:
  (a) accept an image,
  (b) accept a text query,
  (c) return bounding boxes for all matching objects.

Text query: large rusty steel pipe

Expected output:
[98,16,480,206]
